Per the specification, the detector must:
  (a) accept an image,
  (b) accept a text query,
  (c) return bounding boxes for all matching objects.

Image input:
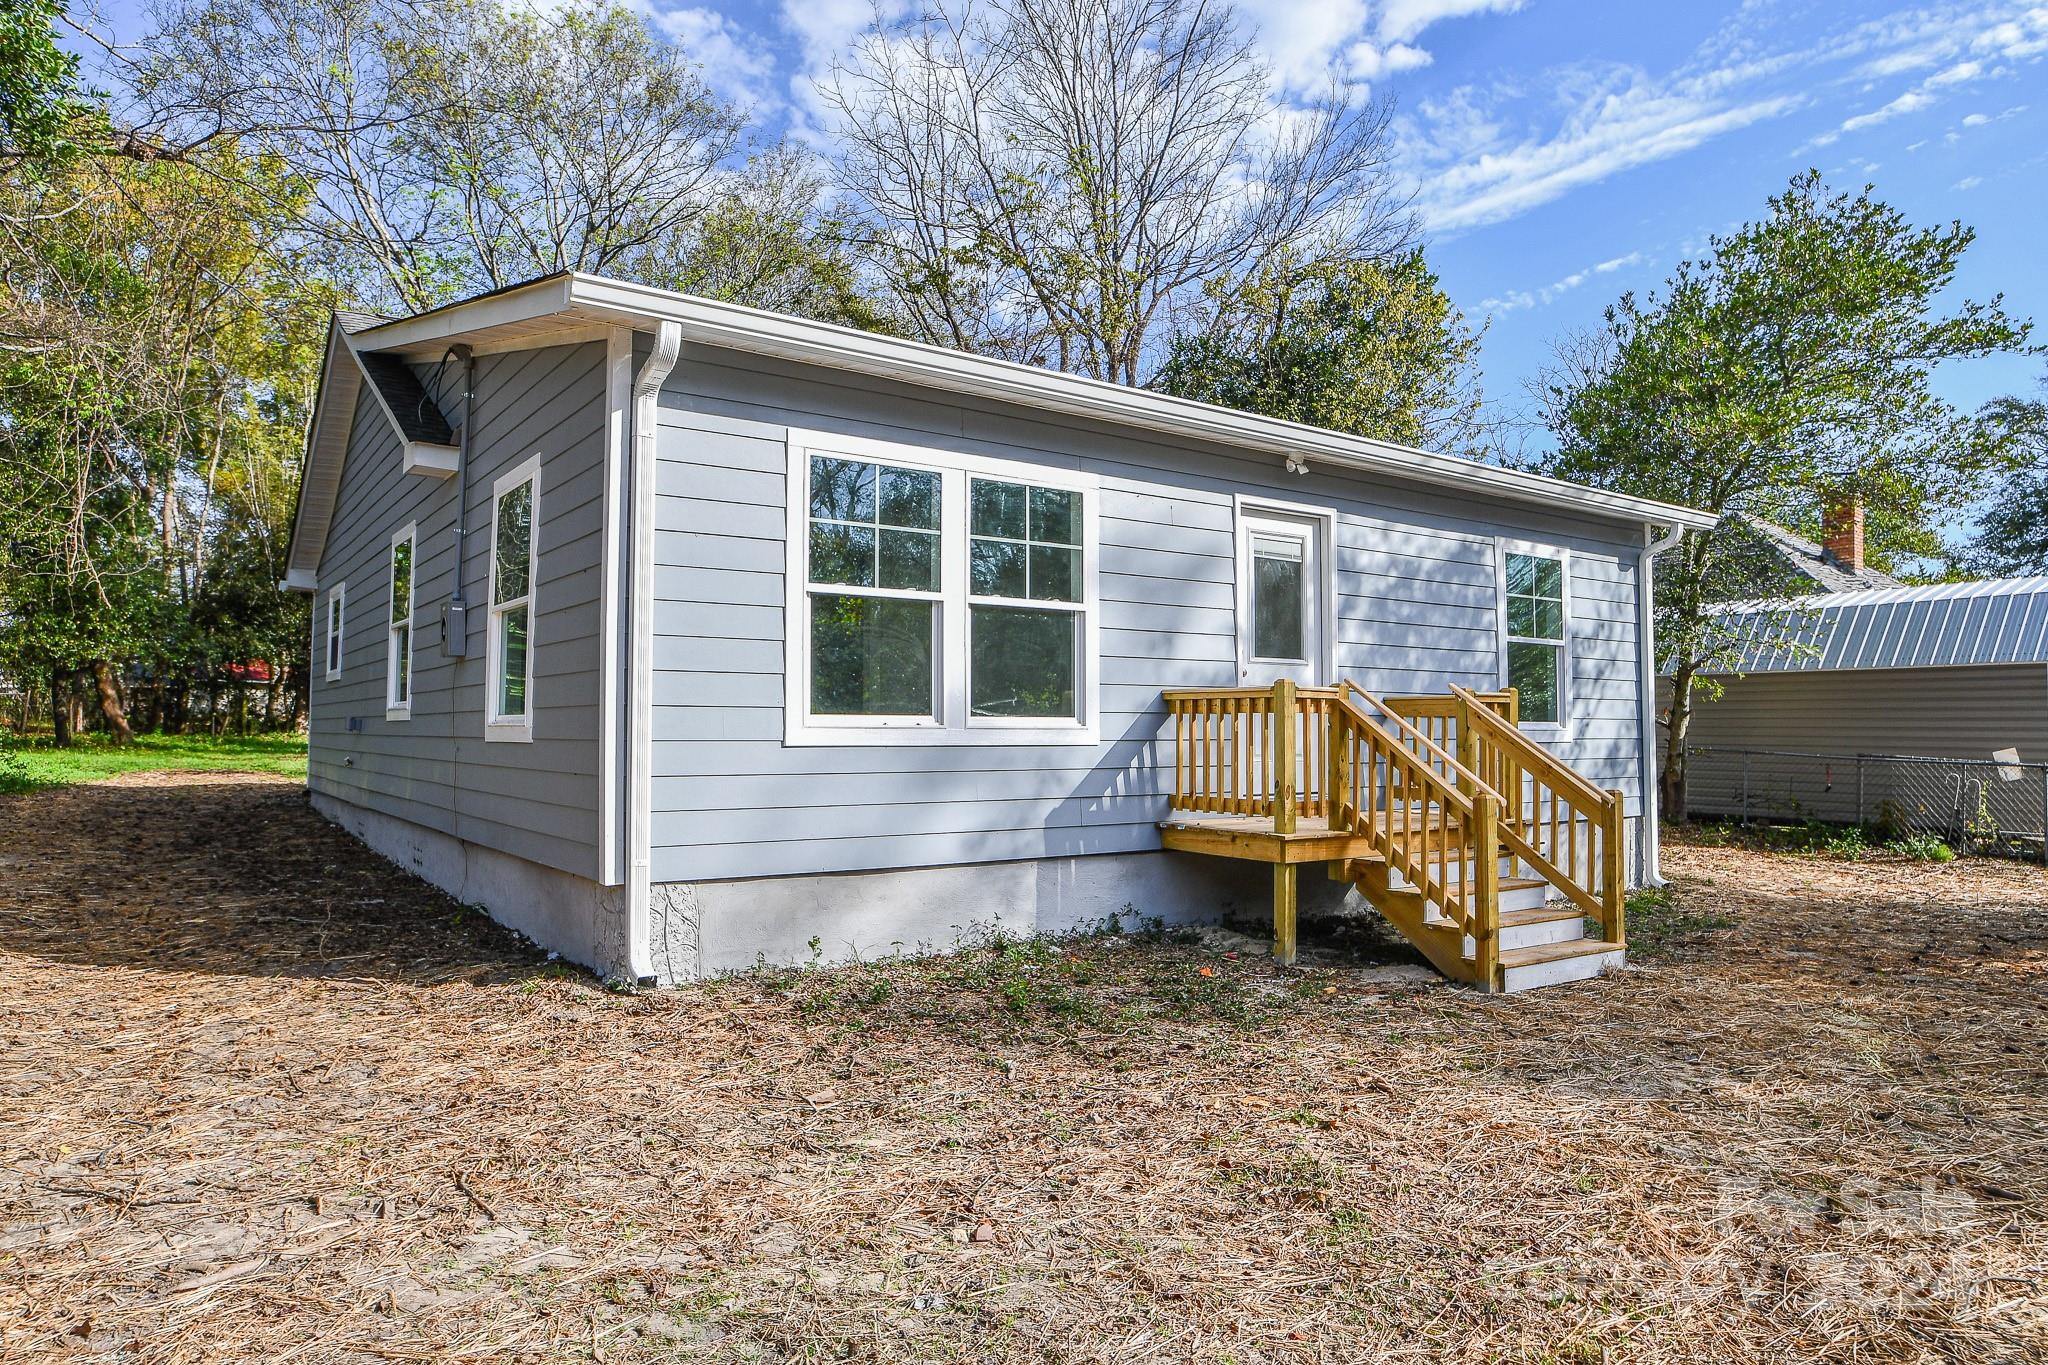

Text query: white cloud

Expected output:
[1346,40,1434,82]
[1954,174,1984,189]
[1840,88,1936,132]
[1480,247,1646,314]
[1962,111,1992,125]
[1377,0,1528,45]
[1406,63,1803,232]
[646,5,781,110]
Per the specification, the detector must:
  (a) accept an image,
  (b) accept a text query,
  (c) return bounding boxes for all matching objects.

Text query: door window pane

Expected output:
[390,539,412,625]
[392,625,410,702]
[971,606,1076,718]
[810,595,935,716]
[1508,640,1560,723]
[1251,534,1305,661]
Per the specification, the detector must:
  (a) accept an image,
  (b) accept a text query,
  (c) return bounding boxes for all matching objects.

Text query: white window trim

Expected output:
[1496,536,1574,741]
[486,454,542,743]
[1232,494,1338,686]
[782,428,1101,747]
[386,523,416,721]
[324,581,346,682]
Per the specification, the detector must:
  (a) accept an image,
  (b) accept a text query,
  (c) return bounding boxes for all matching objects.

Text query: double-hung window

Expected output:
[324,583,345,681]
[787,431,1098,745]
[1499,541,1570,731]
[487,457,539,741]
[387,525,415,720]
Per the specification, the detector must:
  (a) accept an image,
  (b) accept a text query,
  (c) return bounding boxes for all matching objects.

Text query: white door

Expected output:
[1239,511,1324,687]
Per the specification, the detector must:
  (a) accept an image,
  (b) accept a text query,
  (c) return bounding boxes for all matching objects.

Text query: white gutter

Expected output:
[625,322,682,984]
[1636,521,1687,886]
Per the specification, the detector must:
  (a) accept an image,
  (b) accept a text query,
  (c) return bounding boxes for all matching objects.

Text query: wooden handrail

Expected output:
[1448,684,1627,943]
[1327,688,1500,981]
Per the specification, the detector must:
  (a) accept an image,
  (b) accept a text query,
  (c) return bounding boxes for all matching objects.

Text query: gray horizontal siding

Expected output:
[1674,664,2048,762]
[649,344,1648,883]
[307,341,612,881]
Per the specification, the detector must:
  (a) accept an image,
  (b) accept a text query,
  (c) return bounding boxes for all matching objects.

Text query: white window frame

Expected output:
[1496,537,1573,740]
[782,428,1101,747]
[324,581,346,682]
[486,454,542,743]
[386,523,416,721]
[1232,494,1338,686]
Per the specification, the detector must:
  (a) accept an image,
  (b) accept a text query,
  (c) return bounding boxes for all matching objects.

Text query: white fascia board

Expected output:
[401,440,460,476]
[343,270,1717,534]
[563,273,1720,535]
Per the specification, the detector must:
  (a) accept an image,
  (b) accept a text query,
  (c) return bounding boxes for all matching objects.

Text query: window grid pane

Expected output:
[809,456,942,594]
[499,605,529,717]
[969,478,1082,605]
[495,481,533,601]
[809,593,936,716]
[971,606,1076,718]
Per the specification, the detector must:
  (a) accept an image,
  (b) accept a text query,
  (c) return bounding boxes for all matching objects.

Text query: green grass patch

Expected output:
[0,731,307,795]
[1678,819,1954,862]
[1622,884,1736,961]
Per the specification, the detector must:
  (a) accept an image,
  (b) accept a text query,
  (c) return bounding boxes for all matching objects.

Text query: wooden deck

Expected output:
[1157,813,1380,865]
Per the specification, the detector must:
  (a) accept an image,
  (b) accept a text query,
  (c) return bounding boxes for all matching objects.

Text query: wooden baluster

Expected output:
[1272,679,1297,835]
[1603,788,1627,946]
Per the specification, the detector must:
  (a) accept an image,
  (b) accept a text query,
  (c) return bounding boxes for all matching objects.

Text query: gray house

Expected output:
[284,274,1715,991]
[1672,576,2048,827]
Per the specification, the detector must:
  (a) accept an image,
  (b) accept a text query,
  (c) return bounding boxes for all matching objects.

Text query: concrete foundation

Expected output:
[312,791,630,978]
[654,849,1345,981]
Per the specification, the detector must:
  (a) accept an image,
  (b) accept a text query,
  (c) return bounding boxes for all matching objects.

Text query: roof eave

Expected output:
[341,270,1718,534]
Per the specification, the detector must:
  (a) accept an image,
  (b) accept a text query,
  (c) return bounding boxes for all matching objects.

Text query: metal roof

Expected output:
[1707,577,2048,673]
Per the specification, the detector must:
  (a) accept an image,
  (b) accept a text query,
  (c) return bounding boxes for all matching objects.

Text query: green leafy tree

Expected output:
[1154,249,1486,454]
[1964,383,2048,575]
[1534,171,2036,817]
[0,0,79,161]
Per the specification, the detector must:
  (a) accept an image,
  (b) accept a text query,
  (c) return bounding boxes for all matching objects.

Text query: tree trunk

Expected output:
[1660,663,1696,823]
[49,667,72,746]
[92,661,134,745]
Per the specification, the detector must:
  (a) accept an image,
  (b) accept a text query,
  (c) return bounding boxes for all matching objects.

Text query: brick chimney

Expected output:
[1821,493,1865,573]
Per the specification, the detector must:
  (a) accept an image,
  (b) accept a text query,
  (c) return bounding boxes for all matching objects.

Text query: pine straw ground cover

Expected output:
[2,774,2044,1364]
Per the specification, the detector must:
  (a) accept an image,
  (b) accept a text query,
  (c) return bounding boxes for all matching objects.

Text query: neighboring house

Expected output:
[283,273,1714,992]
[1677,575,2048,759]
[1726,505,1903,595]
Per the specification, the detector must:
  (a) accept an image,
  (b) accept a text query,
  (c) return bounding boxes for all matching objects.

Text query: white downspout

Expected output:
[626,322,682,984]
[1637,521,1686,886]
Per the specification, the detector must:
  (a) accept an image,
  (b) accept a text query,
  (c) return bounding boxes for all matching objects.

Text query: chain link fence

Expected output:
[1684,746,2048,862]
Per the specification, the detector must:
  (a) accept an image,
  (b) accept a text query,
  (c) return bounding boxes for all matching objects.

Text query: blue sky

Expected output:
[643,0,2048,426]
[79,0,2048,424]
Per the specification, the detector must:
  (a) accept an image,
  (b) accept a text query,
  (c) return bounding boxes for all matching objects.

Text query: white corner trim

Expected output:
[598,327,633,886]
[1231,493,1339,687]
[484,453,542,742]
[324,581,346,682]
[386,521,416,721]
[1495,535,1574,742]
[1636,522,1685,886]
[781,427,1102,748]
[627,321,684,985]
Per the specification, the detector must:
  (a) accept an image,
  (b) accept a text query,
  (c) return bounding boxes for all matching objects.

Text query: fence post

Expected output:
[2040,766,2047,868]
[1272,678,1297,836]
[1741,749,1752,824]
[1856,755,1866,829]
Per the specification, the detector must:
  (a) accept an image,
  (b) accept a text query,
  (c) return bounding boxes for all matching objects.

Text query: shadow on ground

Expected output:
[0,772,549,985]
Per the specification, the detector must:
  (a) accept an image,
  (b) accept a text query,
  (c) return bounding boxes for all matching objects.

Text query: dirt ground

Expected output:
[3,772,2044,1364]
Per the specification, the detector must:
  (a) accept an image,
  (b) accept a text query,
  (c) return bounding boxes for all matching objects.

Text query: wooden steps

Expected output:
[1497,938,1626,992]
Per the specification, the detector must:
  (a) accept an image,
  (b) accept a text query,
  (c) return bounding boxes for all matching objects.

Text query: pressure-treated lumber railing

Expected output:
[1164,679,1504,984]
[1166,682,1340,829]
[1448,683,1627,944]
[1334,683,1502,985]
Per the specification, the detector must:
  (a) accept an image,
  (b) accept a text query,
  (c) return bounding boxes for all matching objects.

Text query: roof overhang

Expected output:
[287,271,1717,590]
[283,318,461,592]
